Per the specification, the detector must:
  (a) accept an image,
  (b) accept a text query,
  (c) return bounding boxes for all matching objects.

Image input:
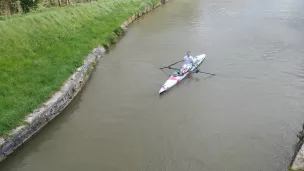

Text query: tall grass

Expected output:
[0,0,160,136]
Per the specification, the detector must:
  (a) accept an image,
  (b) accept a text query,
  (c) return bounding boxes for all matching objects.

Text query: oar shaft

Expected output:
[190,70,216,75]
[199,71,216,75]
[160,60,183,69]
[168,60,183,67]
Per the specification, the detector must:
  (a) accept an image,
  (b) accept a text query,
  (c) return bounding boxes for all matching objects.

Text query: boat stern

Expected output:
[159,86,167,94]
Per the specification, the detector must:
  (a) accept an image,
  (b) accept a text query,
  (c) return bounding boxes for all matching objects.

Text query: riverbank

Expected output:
[290,127,304,171]
[0,0,171,162]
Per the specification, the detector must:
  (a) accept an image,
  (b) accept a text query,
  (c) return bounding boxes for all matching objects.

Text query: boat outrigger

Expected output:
[159,54,215,94]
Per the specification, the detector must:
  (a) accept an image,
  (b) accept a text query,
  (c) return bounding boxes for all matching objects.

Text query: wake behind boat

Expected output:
[159,54,207,94]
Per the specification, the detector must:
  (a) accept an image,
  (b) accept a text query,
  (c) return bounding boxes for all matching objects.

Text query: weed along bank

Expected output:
[0,0,172,163]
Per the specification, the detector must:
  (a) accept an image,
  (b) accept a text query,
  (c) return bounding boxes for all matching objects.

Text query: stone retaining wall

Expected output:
[0,0,171,163]
[291,129,304,170]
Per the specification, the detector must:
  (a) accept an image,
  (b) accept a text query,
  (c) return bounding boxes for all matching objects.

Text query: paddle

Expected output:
[167,67,180,71]
[192,69,216,76]
[160,66,181,76]
[159,60,183,70]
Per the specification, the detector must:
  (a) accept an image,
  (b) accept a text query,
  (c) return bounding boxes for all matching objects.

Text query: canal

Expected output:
[1,0,304,170]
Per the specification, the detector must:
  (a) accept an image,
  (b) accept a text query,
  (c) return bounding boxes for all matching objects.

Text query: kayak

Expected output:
[159,54,206,94]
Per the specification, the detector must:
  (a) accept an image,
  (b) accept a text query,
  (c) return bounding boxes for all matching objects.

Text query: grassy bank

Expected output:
[0,0,160,136]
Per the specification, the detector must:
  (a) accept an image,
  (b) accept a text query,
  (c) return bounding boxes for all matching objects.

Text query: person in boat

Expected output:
[180,51,194,74]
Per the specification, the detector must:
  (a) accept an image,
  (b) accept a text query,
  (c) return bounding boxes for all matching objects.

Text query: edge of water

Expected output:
[0,0,171,163]
[291,129,304,170]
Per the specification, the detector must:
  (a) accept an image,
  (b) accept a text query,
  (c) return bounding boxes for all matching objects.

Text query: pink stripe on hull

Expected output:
[169,77,179,82]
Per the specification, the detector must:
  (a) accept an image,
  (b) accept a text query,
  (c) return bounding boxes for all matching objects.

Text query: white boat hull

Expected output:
[159,54,206,94]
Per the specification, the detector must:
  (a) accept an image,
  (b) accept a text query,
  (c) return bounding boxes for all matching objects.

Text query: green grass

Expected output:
[0,0,159,136]
[289,168,304,171]
[288,164,304,171]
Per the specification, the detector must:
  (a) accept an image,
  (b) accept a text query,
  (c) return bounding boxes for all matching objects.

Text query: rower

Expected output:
[181,51,194,73]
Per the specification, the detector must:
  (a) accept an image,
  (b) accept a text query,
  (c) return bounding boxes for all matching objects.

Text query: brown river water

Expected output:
[1,0,304,170]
